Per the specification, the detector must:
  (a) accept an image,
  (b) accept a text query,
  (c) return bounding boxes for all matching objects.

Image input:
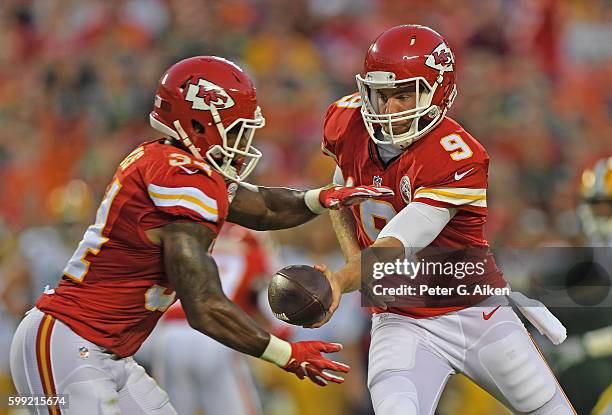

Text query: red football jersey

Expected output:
[37,139,230,357]
[323,93,506,318]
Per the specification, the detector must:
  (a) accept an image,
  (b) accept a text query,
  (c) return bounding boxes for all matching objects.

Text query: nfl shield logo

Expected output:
[227,182,238,203]
[373,176,382,186]
[400,176,411,204]
[79,346,89,359]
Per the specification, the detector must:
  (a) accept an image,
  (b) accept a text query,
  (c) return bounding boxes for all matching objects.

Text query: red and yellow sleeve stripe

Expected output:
[414,187,487,208]
[147,183,218,222]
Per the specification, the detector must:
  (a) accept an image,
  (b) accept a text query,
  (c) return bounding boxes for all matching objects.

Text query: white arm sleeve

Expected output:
[332,165,344,185]
[377,202,456,256]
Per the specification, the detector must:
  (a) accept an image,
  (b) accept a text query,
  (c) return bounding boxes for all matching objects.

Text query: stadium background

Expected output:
[0,0,610,414]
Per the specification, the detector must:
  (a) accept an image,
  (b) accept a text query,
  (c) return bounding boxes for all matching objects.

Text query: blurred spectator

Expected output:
[1,1,611,414]
[1,0,609,247]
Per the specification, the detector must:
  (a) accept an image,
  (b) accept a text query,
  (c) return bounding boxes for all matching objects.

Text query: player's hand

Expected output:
[283,341,350,386]
[360,272,394,310]
[305,264,341,328]
[319,185,394,210]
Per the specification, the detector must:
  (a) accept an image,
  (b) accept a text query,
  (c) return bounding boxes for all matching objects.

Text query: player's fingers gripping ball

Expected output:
[306,263,342,328]
[268,265,333,326]
[319,184,395,209]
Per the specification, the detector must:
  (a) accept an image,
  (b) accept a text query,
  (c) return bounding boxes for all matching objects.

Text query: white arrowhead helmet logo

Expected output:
[185,79,235,110]
[425,42,454,72]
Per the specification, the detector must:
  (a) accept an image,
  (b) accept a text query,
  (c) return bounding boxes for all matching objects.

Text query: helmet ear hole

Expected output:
[179,77,193,93]
[191,119,204,134]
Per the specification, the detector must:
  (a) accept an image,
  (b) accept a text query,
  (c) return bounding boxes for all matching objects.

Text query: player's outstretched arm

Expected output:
[155,222,350,386]
[227,183,394,231]
[310,203,456,328]
[329,208,361,262]
[160,222,270,354]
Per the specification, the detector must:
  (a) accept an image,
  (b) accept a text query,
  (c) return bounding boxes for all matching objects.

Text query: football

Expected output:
[268,265,333,326]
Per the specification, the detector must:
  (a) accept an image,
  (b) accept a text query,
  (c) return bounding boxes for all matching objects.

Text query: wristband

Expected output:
[304,188,326,214]
[260,334,292,367]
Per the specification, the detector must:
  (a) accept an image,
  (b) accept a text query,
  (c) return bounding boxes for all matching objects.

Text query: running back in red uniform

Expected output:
[11,55,358,415]
[37,139,230,357]
[322,93,505,317]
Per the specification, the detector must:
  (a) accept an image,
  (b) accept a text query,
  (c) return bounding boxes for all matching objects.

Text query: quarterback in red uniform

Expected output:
[314,25,576,414]
[9,56,394,414]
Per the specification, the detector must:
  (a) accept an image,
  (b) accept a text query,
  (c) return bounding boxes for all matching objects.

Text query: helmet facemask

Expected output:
[150,102,265,182]
[356,71,456,149]
[204,106,265,182]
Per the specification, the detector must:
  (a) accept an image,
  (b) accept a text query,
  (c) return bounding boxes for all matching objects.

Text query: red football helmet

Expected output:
[150,56,265,181]
[356,25,457,148]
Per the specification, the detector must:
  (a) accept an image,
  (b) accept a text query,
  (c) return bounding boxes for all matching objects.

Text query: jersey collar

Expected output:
[368,134,403,170]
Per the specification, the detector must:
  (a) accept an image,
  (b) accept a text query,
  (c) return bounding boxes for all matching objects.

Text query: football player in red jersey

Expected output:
[312,25,576,414]
[9,56,395,414]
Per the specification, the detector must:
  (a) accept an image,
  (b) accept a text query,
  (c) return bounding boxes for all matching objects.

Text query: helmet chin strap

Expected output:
[380,117,419,144]
[166,106,263,182]
[380,105,441,149]
[173,119,239,181]
[173,120,204,159]
[217,150,239,179]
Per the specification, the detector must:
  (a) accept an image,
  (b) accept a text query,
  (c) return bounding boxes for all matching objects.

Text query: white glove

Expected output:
[508,290,567,345]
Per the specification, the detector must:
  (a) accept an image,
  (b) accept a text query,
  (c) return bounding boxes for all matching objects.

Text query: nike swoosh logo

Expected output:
[454,168,474,180]
[178,165,198,175]
[482,305,501,320]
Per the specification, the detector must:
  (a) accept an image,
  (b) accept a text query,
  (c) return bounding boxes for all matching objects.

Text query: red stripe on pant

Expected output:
[35,314,62,415]
[528,333,577,414]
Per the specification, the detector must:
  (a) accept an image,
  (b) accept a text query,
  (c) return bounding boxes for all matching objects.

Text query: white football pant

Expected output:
[10,308,177,415]
[368,296,576,415]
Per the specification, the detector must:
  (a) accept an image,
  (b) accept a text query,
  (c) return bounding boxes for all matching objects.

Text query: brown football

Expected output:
[268,265,333,326]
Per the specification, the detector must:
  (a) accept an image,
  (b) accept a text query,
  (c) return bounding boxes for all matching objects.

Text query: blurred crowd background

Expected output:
[0,0,610,414]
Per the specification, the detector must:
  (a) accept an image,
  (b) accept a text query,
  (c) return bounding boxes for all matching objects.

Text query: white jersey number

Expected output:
[358,199,398,242]
[440,134,473,161]
[144,285,176,312]
[336,94,362,109]
[63,179,122,282]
